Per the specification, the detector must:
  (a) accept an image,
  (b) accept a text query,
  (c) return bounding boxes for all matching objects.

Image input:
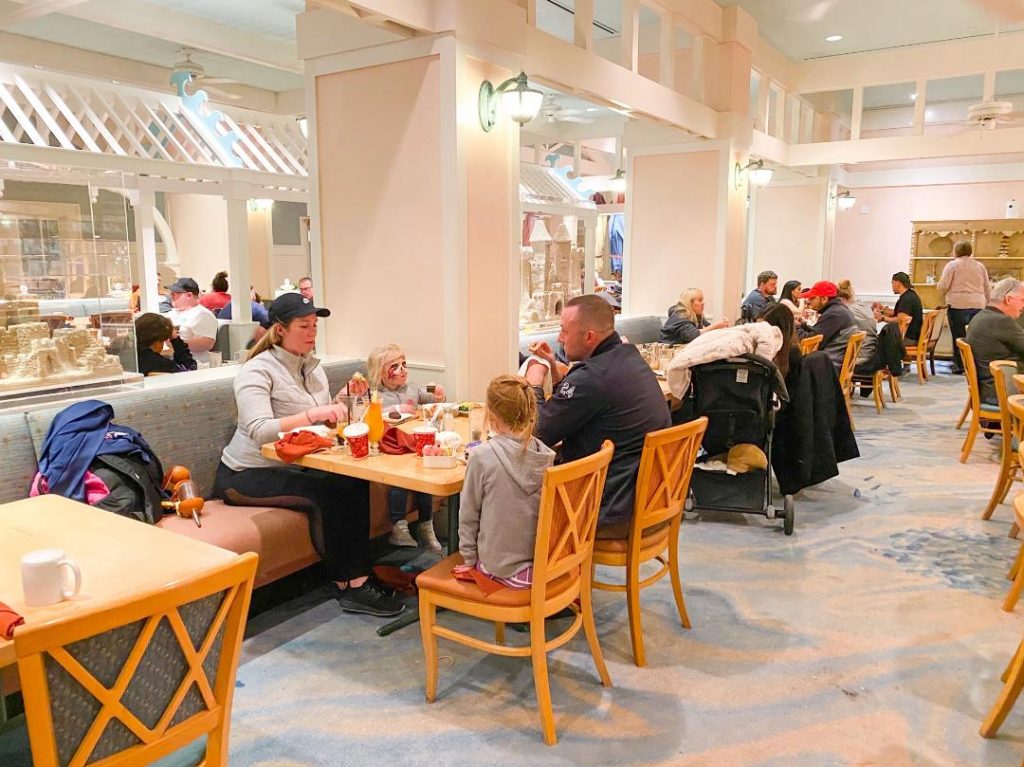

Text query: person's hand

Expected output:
[308,403,347,425]
[430,383,446,402]
[710,317,730,330]
[620,335,629,343]
[452,563,475,576]
[347,376,369,396]
[872,307,884,322]
[524,360,547,387]
[400,403,417,414]
[529,341,556,365]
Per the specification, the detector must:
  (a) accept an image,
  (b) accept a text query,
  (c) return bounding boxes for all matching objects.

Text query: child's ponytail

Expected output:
[485,374,537,448]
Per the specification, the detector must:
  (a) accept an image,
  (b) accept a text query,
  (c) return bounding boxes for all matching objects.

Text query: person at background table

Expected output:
[199,271,231,314]
[299,276,314,301]
[135,313,196,376]
[966,278,1024,405]
[837,279,881,385]
[162,277,218,365]
[659,288,730,344]
[214,292,404,617]
[778,280,804,319]
[796,281,857,371]
[874,272,923,343]
[350,343,444,553]
[218,287,271,328]
[454,374,556,589]
[740,270,778,323]
[758,303,800,384]
[937,241,990,374]
[523,295,670,534]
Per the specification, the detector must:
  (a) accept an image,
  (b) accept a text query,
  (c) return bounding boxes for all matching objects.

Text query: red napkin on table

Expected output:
[274,431,334,463]
[1,600,25,640]
[380,426,417,455]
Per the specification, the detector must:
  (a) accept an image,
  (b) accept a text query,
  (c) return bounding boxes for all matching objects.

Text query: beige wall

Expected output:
[750,182,827,289]
[629,150,722,319]
[833,180,1024,294]
[246,209,271,299]
[315,56,444,364]
[165,193,228,286]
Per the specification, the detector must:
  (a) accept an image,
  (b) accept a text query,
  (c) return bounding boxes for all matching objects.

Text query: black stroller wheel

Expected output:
[783,495,795,535]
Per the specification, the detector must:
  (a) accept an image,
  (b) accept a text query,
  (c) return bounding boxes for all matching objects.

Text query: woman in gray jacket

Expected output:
[455,375,555,588]
[214,293,404,617]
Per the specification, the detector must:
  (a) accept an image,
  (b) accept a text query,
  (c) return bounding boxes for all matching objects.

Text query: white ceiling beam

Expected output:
[59,0,301,74]
[0,0,91,28]
[788,126,1024,166]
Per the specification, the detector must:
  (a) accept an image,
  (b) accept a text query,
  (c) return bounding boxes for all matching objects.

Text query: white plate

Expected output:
[384,411,416,425]
[277,424,332,439]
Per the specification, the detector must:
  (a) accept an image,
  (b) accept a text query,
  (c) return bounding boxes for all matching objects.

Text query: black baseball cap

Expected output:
[165,277,200,295]
[268,292,331,324]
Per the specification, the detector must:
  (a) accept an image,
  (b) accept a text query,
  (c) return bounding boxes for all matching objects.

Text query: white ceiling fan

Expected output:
[539,95,590,125]
[171,48,243,101]
[964,99,1024,130]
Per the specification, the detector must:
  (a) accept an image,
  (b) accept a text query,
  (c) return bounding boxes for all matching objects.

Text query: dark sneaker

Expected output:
[336,578,406,617]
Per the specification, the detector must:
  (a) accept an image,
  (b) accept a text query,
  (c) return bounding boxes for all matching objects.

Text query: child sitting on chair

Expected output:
[454,374,555,588]
[358,343,446,551]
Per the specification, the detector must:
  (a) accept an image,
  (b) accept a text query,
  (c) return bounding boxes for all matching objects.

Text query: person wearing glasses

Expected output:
[345,343,446,551]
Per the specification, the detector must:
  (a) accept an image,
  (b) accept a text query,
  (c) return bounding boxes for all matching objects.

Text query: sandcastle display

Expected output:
[0,322,123,392]
[519,220,584,326]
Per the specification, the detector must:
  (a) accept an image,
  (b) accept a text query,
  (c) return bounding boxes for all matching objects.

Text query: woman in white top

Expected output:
[937,240,991,374]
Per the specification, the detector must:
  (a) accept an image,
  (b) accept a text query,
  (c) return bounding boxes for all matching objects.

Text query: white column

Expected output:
[850,86,864,140]
[132,189,159,313]
[226,196,253,324]
[584,216,596,294]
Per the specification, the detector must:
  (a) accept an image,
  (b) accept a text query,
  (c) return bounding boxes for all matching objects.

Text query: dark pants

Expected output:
[948,307,981,372]
[213,461,371,581]
[388,488,433,524]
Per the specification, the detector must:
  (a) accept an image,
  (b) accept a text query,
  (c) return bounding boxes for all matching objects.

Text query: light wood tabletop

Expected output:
[260,417,470,496]
[0,495,238,668]
[1014,374,1024,395]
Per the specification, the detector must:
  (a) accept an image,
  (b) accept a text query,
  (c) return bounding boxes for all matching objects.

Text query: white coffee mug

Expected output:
[21,549,82,607]
[208,351,222,368]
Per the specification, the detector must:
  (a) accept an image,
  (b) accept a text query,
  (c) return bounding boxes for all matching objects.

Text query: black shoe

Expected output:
[951,367,965,375]
[336,578,406,617]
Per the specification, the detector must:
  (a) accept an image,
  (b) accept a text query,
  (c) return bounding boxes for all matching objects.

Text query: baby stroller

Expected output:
[682,354,794,535]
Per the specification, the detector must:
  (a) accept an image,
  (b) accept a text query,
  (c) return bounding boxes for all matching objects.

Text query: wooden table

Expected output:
[261,417,470,636]
[1014,374,1024,395]
[0,495,237,715]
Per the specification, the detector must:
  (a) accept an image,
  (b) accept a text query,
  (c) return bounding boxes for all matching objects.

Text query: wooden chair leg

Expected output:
[982,641,1024,737]
[1003,639,1024,682]
[984,466,1014,520]
[1011,522,1020,539]
[845,392,856,432]
[891,373,902,402]
[494,622,505,646]
[918,355,927,384]
[960,419,980,463]
[872,373,884,413]
[957,399,971,429]
[1004,554,1024,612]
[580,570,611,686]
[1009,544,1024,581]
[668,536,692,631]
[419,593,439,703]
[625,556,645,667]
[529,613,557,746]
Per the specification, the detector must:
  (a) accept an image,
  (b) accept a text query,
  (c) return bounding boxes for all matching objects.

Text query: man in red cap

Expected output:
[796,280,856,369]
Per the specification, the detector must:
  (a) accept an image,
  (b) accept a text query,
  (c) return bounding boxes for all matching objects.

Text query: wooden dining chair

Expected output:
[0,553,257,767]
[903,309,941,384]
[982,365,1023,522]
[799,334,823,355]
[416,441,614,746]
[591,418,708,667]
[956,339,1003,463]
[838,331,867,431]
[981,618,1024,737]
[1002,490,1024,612]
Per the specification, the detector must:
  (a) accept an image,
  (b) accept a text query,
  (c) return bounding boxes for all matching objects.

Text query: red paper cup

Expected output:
[413,425,437,456]
[343,423,370,459]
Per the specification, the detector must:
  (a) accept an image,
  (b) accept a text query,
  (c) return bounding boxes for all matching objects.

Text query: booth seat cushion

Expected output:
[157,500,319,588]
[0,412,37,504]
[519,314,664,357]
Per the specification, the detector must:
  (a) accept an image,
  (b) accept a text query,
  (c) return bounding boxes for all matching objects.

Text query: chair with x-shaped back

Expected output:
[0,553,257,767]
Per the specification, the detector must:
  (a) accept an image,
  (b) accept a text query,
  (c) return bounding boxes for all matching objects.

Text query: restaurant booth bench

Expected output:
[0,359,366,590]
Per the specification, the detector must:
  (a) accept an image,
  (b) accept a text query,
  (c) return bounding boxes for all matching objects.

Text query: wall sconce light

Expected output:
[607,169,627,193]
[734,159,773,189]
[249,198,274,212]
[478,72,544,132]
[832,190,857,211]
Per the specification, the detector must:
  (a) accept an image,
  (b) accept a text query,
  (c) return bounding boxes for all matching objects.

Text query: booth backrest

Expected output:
[17,358,366,499]
[518,314,664,357]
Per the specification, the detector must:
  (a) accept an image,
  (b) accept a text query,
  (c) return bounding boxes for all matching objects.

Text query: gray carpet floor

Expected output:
[228,369,1024,766]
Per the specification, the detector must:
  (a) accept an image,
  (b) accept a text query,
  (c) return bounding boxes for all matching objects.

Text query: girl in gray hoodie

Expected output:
[456,374,556,588]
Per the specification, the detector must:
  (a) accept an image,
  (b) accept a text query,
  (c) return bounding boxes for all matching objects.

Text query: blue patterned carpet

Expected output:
[227,368,1024,766]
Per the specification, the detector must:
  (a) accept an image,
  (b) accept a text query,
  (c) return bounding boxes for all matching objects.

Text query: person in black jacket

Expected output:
[524,295,671,533]
[135,312,196,376]
[659,287,729,344]
[796,281,856,370]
